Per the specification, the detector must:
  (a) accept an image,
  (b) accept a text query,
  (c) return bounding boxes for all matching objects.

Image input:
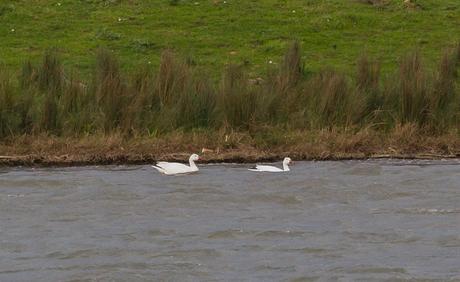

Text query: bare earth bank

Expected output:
[1,129,459,167]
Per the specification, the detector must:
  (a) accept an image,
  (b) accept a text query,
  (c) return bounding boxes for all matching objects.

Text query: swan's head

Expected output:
[190,154,200,161]
[283,157,292,164]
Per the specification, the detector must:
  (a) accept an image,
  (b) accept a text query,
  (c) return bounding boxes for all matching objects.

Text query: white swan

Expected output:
[152,154,200,175]
[248,157,292,172]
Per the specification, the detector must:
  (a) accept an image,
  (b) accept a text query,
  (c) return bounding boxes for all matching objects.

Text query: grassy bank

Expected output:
[0,40,459,166]
[1,1,460,165]
[1,0,459,74]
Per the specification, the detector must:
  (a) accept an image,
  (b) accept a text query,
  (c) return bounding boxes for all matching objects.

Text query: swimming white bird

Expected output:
[248,157,292,172]
[152,154,200,175]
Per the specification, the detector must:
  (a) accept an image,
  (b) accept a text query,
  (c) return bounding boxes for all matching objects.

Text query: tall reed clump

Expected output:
[152,50,189,131]
[0,68,17,137]
[174,72,215,129]
[261,41,305,124]
[155,50,188,108]
[93,49,126,132]
[123,51,216,132]
[429,47,459,132]
[303,70,360,128]
[60,72,91,135]
[16,61,38,134]
[38,50,63,132]
[0,40,459,140]
[395,51,430,126]
[217,64,257,129]
[277,40,304,91]
[355,55,382,120]
[122,65,157,133]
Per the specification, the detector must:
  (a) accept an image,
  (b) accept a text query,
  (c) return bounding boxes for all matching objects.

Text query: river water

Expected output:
[0,160,459,281]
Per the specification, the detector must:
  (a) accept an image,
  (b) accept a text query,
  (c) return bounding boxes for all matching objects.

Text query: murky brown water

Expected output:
[1,159,459,281]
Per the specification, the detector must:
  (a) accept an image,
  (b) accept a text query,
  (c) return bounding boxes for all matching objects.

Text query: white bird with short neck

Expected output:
[248,157,292,172]
[152,154,200,175]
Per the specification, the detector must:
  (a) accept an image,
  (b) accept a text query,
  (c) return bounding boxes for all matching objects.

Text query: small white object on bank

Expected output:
[248,157,292,172]
[152,154,200,175]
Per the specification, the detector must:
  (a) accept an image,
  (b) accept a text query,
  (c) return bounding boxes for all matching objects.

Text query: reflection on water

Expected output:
[0,159,459,281]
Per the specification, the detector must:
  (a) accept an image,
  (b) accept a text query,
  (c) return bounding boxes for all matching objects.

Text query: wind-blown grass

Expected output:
[0,41,459,146]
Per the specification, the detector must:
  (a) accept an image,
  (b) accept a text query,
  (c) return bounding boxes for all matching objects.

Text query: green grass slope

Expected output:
[1,0,459,75]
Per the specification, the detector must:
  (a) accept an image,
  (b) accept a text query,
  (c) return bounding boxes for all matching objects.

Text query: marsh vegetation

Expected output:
[1,42,459,136]
[0,41,459,165]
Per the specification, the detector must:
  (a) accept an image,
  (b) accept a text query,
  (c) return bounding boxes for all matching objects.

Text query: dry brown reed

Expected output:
[0,41,458,149]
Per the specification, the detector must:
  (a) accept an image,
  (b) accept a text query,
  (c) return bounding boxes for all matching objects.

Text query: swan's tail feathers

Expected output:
[248,164,261,171]
[152,165,166,174]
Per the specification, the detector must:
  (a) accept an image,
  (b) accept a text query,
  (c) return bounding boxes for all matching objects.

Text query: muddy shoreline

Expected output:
[1,130,459,167]
[1,151,459,167]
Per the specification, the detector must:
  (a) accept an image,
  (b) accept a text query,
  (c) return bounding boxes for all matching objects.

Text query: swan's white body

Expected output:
[152,154,199,175]
[248,157,292,172]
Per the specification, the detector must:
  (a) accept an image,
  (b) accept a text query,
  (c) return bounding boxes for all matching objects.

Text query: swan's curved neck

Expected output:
[189,158,198,170]
[283,162,290,171]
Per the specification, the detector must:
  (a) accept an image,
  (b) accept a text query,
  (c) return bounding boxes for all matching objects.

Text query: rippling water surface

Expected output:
[1,159,459,281]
